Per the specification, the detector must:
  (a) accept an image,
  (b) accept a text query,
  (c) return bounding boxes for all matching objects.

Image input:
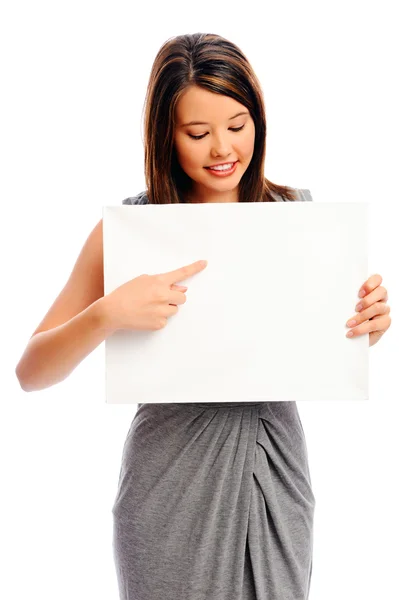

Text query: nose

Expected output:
[210,132,232,159]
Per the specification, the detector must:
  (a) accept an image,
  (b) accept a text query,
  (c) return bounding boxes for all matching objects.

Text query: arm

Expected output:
[15,218,116,392]
[15,297,115,392]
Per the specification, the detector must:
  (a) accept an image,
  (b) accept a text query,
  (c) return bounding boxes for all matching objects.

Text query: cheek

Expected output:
[176,138,204,170]
[239,130,255,159]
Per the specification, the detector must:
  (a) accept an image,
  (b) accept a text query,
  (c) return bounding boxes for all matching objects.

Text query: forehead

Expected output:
[175,86,247,124]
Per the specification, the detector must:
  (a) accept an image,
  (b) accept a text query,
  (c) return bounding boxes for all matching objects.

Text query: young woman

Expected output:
[16,32,391,600]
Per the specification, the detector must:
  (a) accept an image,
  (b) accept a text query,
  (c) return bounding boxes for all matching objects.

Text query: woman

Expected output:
[15,33,391,600]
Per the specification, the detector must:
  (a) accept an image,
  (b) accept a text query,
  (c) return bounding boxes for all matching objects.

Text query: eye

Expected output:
[189,133,207,140]
[188,124,245,141]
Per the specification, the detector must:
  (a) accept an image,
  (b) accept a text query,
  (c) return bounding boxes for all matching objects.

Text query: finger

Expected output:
[346,301,390,328]
[168,290,187,306]
[346,314,391,338]
[164,304,179,317]
[160,260,208,285]
[355,286,388,312]
[359,273,383,297]
[170,284,188,292]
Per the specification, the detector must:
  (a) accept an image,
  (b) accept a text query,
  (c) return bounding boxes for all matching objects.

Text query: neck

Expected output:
[185,186,239,204]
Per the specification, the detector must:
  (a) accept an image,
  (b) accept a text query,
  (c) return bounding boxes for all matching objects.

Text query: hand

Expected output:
[103,259,208,332]
[345,274,391,347]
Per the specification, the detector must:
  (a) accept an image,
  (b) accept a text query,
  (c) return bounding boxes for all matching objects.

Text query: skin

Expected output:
[173,85,256,204]
[346,274,391,347]
[173,85,392,347]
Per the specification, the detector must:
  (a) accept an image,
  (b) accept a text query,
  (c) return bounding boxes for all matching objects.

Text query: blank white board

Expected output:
[103,201,368,404]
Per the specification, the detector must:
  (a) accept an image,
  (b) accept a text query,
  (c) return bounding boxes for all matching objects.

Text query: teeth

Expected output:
[209,162,234,171]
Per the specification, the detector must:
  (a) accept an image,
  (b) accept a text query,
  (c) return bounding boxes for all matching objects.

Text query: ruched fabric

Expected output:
[112,401,315,600]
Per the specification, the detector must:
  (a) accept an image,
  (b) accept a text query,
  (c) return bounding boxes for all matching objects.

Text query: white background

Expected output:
[3,1,398,598]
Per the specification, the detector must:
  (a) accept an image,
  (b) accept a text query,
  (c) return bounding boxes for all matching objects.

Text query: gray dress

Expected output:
[112,188,316,600]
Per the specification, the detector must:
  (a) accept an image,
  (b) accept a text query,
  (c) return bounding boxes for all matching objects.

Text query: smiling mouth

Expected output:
[205,161,238,171]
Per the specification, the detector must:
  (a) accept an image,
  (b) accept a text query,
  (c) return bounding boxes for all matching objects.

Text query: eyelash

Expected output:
[188,125,245,140]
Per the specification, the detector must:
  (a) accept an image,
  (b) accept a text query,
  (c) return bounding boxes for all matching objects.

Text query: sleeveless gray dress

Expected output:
[112,188,316,600]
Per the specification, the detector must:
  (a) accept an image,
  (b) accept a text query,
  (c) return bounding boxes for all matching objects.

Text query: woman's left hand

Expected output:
[346,274,391,347]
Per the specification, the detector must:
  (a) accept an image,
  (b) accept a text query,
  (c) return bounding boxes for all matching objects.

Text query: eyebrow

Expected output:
[180,111,249,127]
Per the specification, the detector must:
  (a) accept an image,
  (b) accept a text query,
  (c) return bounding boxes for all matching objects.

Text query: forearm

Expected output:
[15,297,116,392]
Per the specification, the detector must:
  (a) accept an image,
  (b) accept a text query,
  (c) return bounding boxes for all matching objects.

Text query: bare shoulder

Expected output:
[30,218,104,337]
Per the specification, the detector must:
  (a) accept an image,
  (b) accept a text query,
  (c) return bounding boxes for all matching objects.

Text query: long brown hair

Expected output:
[143,33,297,204]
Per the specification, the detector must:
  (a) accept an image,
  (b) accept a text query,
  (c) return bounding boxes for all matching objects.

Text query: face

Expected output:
[173,85,256,202]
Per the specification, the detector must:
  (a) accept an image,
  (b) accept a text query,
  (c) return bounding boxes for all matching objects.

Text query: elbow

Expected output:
[15,362,66,393]
[18,382,35,393]
[15,364,34,392]
[15,357,41,392]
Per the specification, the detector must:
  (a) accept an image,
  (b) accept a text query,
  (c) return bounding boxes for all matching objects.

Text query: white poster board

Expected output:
[103,201,368,404]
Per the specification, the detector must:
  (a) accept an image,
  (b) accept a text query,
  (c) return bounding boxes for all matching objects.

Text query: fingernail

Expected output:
[347,319,357,327]
[358,289,366,297]
[355,303,363,311]
[346,331,354,337]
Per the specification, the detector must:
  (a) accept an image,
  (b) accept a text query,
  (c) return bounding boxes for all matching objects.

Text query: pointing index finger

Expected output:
[161,260,208,285]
